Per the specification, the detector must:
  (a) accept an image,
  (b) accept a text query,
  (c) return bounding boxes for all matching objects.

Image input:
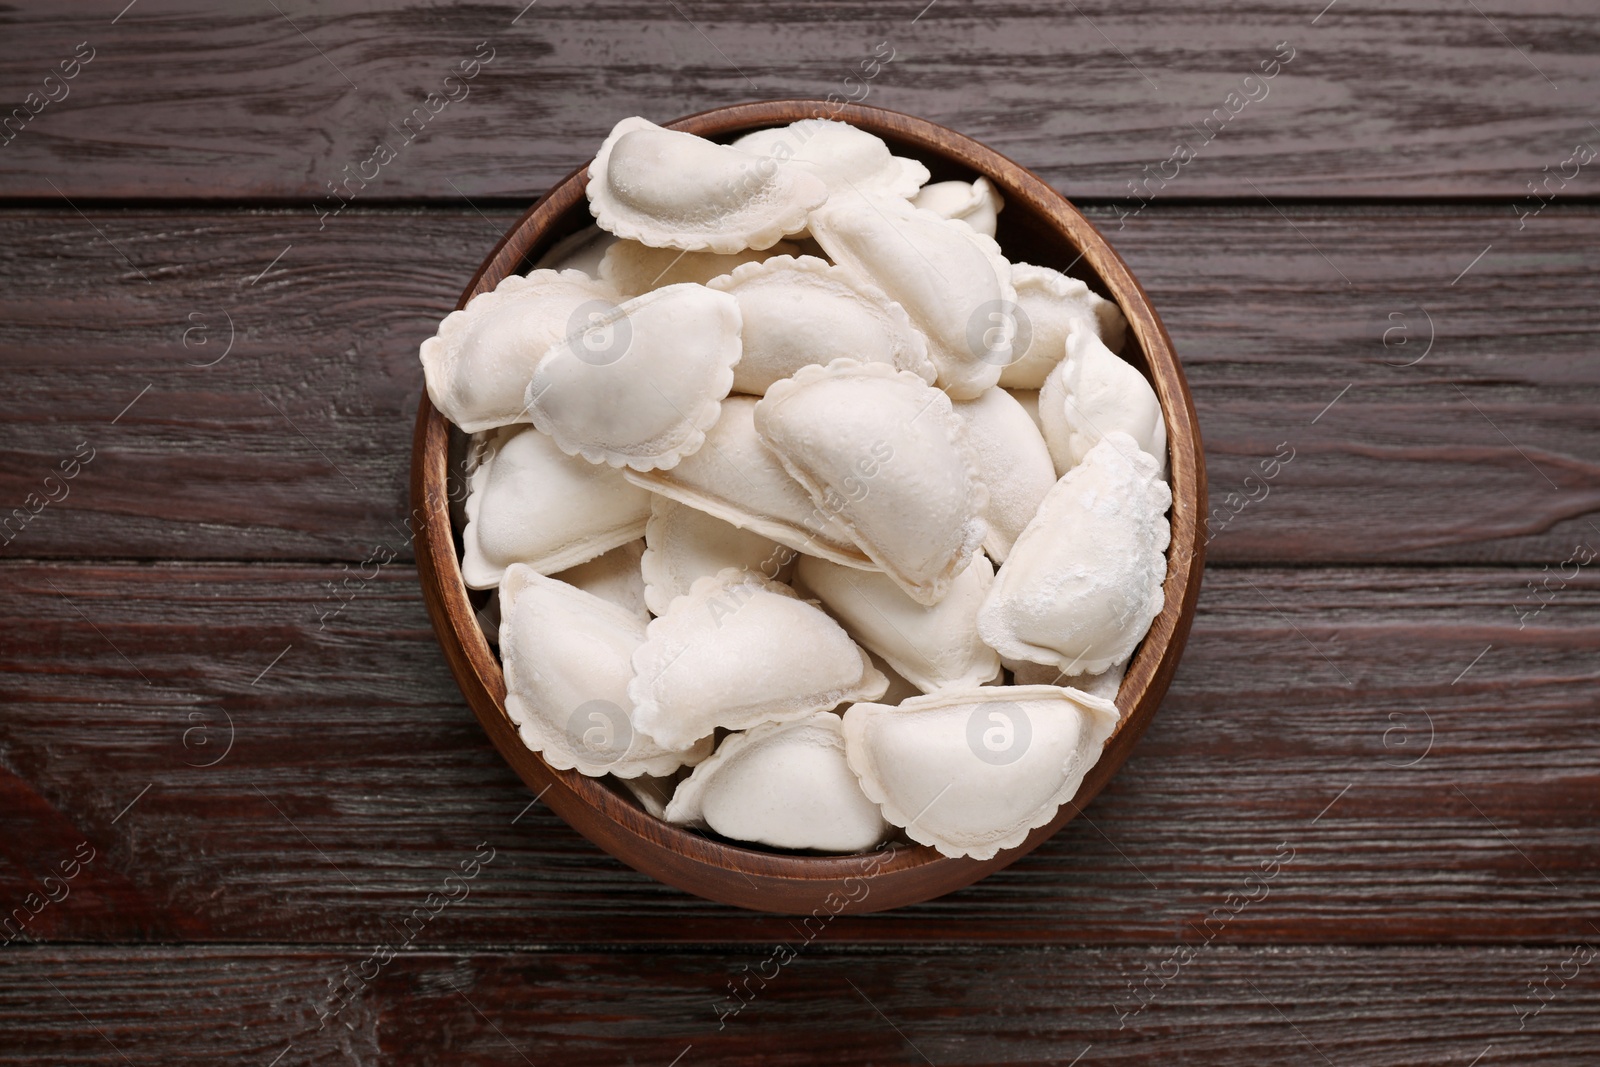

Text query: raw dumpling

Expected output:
[998,263,1128,389]
[731,119,929,200]
[952,387,1057,562]
[553,538,649,622]
[1008,657,1128,711]
[619,771,681,818]
[797,554,1000,694]
[421,269,614,433]
[641,497,788,616]
[664,712,888,852]
[598,238,798,299]
[1007,389,1044,435]
[708,255,935,394]
[754,360,987,606]
[525,283,740,471]
[587,116,827,253]
[531,225,618,277]
[841,685,1120,859]
[867,651,923,706]
[624,395,872,569]
[628,569,887,750]
[499,565,711,777]
[912,177,1004,237]
[809,196,1015,399]
[978,433,1171,676]
[461,426,651,590]
[1039,328,1167,476]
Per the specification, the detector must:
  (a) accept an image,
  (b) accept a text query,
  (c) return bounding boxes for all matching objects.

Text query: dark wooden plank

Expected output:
[0,1,1596,199]
[2,562,1595,945]
[2,945,1597,1065]
[0,204,1594,563]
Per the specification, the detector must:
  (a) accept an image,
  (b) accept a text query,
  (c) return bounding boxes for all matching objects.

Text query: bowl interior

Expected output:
[412,100,1206,914]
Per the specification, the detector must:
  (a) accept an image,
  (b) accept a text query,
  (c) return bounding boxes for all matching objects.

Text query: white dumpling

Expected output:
[624,395,871,570]
[461,426,651,590]
[1007,388,1044,435]
[499,565,711,778]
[664,712,888,852]
[978,434,1171,676]
[1008,657,1128,713]
[587,116,827,253]
[731,119,929,200]
[531,225,618,277]
[708,255,935,394]
[619,771,681,818]
[754,360,987,606]
[809,196,1014,399]
[628,569,887,750]
[866,651,923,706]
[641,497,787,616]
[952,387,1057,562]
[420,269,614,433]
[1039,328,1167,476]
[841,685,1120,860]
[797,554,1000,694]
[998,263,1128,389]
[553,538,649,623]
[598,238,798,299]
[911,177,1004,237]
[525,283,740,471]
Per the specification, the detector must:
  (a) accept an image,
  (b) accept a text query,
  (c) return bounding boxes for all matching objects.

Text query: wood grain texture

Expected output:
[1,1,1597,199]
[0,204,1594,563]
[2,2,1596,1058]
[2,562,1594,945]
[2,945,1597,1065]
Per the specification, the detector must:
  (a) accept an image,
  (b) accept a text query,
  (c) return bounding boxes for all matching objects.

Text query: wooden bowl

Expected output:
[411,100,1206,914]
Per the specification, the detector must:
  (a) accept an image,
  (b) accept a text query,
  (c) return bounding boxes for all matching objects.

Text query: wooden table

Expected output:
[2,3,1596,1063]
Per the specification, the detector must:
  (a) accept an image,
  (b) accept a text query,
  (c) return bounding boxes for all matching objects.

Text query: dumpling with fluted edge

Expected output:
[998,263,1126,389]
[754,359,987,606]
[587,116,827,253]
[731,118,929,200]
[911,177,1004,237]
[1008,657,1128,714]
[461,425,651,590]
[640,497,788,617]
[629,568,887,750]
[978,433,1171,676]
[809,196,1014,399]
[841,685,1120,860]
[1039,327,1166,476]
[708,255,934,395]
[553,538,649,623]
[952,386,1057,562]
[624,395,871,570]
[597,238,799,299]
[499,565,711,778]
[665,712,888,853]
[421,269,616,433]
[796,554,999,694]
[525,283,740,472]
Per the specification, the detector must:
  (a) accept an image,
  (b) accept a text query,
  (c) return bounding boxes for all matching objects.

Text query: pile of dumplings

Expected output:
[421,116,1173,862]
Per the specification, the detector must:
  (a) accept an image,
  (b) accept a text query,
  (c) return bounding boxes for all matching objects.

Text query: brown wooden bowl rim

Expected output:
[410,99,1207,914]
